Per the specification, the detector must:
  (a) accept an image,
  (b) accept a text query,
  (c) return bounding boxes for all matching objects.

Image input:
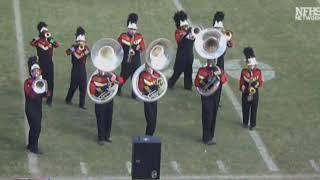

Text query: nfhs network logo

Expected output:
[295,7,320,21]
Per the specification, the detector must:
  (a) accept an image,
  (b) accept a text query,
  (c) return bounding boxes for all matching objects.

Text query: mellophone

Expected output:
[85,26,234,104]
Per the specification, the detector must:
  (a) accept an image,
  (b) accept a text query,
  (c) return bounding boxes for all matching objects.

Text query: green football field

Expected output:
[1,0,320,179]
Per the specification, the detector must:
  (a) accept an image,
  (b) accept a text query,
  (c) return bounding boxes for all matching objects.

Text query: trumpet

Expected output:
[32,76,47,94]
[45,32,51,38]
[78,44,85,51]
[225,30,233,41]
[190,25,202,37]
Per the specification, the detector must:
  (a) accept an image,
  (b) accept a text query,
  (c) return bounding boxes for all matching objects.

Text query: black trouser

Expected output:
[95,100,113,141]
[242,91,259,128]
[119,56,141,98]
[201,92,219,143]
[25,102,42,152]
[168,56,193,89]
[65,69,87,107]
[216,53,225,105]
[39,61,54,104]
[144,101,157,136]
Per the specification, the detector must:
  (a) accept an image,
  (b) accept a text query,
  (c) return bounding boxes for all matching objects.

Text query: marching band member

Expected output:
[65,26,90,109]
[212,11,235,70]
[138,65,161,136]
[30,22,59,106]
[89,70,124,145]
[168,10,195,90]
[240,47,263,130]
[194,59,228,145]
[118,13,145,99]
[24,56,46,154]
[212,11,235,107]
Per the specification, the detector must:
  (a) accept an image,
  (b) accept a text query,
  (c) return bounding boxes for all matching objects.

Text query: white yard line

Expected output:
[125,161,132,175]
[170,161,182,175]
[12,0,41,176]
[309,160,320,172]
[216,160,228,174]
[41,174,320,180]
[171,0,279,172]
[80,162,88,175]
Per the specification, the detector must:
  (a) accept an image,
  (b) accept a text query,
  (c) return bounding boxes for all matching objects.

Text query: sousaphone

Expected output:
[194,28,227,96]
[132,38,173,102]
[87,38,123,104]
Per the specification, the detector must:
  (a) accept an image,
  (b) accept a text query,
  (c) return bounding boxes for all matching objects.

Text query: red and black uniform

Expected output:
[194,64,228,144]
[30,37,59,105]
[168,28,194,90]
[89,74,124,141]
[240,68,263,129]
[24,78,43,153]
[138,70,161,136]
[65,44,90,107]
[118,32,145,98]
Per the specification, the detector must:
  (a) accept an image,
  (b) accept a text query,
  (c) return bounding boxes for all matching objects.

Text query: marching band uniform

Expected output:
[24,57,45,154]
[89,71,124,144]
[118,13,145,99]
[65,27,90,109]
[194,60,228,145]
[30,22,59,106]
[138,67,161,136]
[240,47,263,130]
[168,11,195,90]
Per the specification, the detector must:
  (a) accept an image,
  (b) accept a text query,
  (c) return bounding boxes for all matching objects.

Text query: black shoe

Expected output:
[249,126,255,131]
[184,87,192,91]
[46,101,52,107]
[79,105,87,110]
[204,140,216,145]
[105,138,112,143]
[28,149,43,155]
[65,100,72,105]
[97,140,105,145]
[242,124,249,129]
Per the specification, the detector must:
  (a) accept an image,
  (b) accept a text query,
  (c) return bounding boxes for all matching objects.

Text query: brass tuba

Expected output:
[132,38,173,102]
[87,38,123,104]
[194,28,227,96]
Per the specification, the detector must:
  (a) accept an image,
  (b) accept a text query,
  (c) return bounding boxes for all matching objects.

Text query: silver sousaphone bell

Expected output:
[194,28,227,96]
[87,38,123,104]
[132,38,173,102]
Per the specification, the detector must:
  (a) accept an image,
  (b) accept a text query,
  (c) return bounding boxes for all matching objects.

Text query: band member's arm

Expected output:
[24,79,37,99]
[254,69,264,88]
[132,34,145,52]
[227,40,235,48]
[194,68,208,88]
[66,45,76,55]
[239,69,246,92]
[175,29,188,44]
[220,70,228,85]
[138,73,145,92]
[89,78,98,95]
[30,38,40,47]
[84,46,90,56]
[118,33,129,46]
[48,37,59,48]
